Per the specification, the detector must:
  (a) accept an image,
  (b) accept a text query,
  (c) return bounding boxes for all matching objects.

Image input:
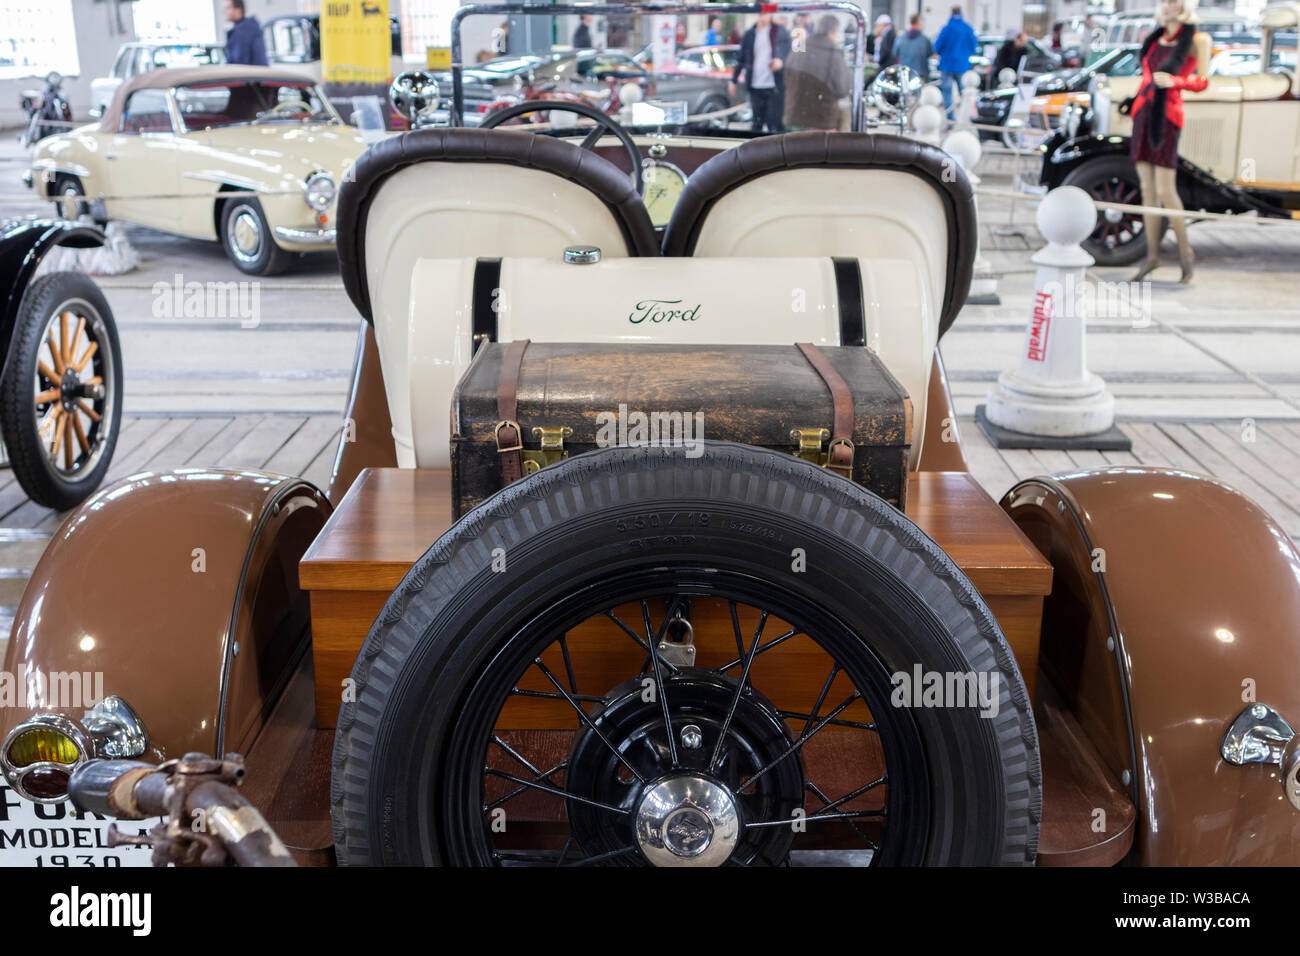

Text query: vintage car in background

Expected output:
[1039,2,1300,265]
[0,220,122,509]
[2,2,1299,870]
[976,46,1143,148]
[25,66,369,276]
[430,46,741,127]
[89,41,226,118]
[1094,7,1254,56]
[973,33,1062,89]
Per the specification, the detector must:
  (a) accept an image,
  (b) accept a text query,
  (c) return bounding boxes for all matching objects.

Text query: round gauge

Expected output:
[641,159,687,228]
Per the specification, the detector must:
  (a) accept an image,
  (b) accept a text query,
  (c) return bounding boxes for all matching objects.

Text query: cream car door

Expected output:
[104,88,179,228]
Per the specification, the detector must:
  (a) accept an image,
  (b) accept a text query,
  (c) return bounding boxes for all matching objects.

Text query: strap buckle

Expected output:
[494,420,523,454]
[825,436,855,478]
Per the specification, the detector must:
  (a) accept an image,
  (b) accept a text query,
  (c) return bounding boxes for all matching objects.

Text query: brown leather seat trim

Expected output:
[660,131,976,338]
[337,128,660,322]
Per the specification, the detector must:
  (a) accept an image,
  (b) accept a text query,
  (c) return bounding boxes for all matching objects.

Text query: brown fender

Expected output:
[0,470,331,759]
[916,350,968,473]
[1003,468,1300,865]
[327,320,396,505]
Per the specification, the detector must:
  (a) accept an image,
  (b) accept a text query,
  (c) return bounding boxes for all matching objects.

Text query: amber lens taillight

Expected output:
[6,727,80,767]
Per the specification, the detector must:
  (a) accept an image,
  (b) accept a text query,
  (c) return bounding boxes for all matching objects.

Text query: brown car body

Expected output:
[4,122,1298,867]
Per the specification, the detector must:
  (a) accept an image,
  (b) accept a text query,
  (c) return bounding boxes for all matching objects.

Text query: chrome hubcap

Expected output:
[231,209,262,260]
[634,774,739,867]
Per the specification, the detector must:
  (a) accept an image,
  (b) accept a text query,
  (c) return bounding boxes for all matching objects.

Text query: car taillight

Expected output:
[23,767,72,800]
[6,725,80,766]
[1,699,149,804]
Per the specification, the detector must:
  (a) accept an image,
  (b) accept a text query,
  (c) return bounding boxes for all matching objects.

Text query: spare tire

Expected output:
[332,442,1040,866]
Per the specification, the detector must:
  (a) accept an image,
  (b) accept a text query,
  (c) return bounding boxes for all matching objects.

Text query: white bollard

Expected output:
[911,103,944,144]
[954,70,981,129]
[982,187,1119,439]
[941,131,998,301]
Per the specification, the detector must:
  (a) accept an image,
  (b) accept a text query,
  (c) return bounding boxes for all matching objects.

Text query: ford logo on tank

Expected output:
[629,298,702,324]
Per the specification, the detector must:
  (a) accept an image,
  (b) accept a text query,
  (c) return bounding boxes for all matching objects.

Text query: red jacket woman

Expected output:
[1129,22,1209,168]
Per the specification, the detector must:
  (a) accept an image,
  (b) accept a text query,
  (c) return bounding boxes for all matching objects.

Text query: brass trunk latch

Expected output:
[791,427,830,466]
[523,425,573,474]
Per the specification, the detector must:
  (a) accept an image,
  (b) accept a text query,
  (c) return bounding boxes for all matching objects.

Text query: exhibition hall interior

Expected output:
[0,0,1296,892]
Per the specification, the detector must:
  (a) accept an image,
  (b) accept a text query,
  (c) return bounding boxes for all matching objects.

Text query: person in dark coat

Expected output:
[991,31,1029,88]
[573,15,593,49]
[224,0,267,67]
[730,12,793,133]
[783,15,850,130]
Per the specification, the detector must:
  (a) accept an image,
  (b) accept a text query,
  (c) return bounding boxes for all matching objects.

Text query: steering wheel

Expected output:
[254,100,310,124]
[480,99,644,195]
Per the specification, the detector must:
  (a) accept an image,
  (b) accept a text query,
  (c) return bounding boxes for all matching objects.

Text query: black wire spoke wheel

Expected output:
[443,571,925,867]
[332,443,1040,867]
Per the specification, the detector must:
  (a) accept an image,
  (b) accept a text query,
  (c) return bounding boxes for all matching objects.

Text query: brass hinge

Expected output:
[791,427,830,466]
[523,425,573,474]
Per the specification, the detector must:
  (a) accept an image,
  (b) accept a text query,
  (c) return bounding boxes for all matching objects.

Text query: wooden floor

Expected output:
[1,411,1296,639]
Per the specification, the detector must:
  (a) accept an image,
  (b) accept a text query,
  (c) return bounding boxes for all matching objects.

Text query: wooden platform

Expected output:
[300,468,1052,728]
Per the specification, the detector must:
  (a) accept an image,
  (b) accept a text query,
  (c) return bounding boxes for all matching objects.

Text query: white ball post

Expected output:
[984,187,1117,437]
[954,70,981,129]
[911,103,943,144]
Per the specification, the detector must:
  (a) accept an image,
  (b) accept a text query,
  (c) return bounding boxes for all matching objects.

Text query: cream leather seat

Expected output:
[336,126,660,330]
[661,130,977,340]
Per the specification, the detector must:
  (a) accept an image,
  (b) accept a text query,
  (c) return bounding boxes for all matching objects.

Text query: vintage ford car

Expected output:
[1038,2,1300,265]
[25,66,369,276]
[1,2,1298,869]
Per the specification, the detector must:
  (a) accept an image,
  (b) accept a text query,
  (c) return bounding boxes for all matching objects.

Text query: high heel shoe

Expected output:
[1131,257,1159,283]
[1178,247,1195,284]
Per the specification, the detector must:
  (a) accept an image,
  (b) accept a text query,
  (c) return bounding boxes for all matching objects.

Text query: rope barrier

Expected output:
[975,183,1300,228]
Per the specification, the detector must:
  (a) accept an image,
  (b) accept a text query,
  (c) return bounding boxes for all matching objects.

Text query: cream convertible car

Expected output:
[26,66,369,275]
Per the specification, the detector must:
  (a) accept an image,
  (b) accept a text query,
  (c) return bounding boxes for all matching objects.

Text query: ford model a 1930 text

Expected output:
[1,3,1298,868]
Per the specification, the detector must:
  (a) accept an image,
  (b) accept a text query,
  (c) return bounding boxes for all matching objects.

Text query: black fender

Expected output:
[0,219,105,381]
[1039,134,1286,218]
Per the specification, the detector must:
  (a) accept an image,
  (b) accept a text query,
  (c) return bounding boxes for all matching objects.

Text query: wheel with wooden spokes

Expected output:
[332,443,1041,866]
[0,271,122,510]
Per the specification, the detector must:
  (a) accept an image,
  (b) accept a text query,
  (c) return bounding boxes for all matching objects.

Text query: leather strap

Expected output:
[796,342,855,479]
[495,339,530,485]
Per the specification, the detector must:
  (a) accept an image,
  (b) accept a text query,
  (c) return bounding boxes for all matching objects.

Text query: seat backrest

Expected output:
[336,127,659,326]
[661,131,976,338]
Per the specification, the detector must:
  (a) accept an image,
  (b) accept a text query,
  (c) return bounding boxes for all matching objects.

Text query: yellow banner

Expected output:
[426,47,451,71]
[321,0,392,86]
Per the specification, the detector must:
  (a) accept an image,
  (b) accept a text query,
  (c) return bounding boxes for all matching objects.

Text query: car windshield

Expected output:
[174,80,337,130]
[152,45,225,69]
[447,7,868,133]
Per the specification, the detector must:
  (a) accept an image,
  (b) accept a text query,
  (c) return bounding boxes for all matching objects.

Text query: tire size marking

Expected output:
[615,511,785,546]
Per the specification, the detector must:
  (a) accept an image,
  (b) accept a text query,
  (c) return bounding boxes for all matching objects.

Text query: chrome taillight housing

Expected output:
[1,697,149,803]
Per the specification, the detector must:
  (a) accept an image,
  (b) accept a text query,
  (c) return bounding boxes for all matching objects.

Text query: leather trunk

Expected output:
[451,342,912,518]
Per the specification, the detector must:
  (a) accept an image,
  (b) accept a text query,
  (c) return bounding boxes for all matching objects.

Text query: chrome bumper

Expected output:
[272,225,337,245]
